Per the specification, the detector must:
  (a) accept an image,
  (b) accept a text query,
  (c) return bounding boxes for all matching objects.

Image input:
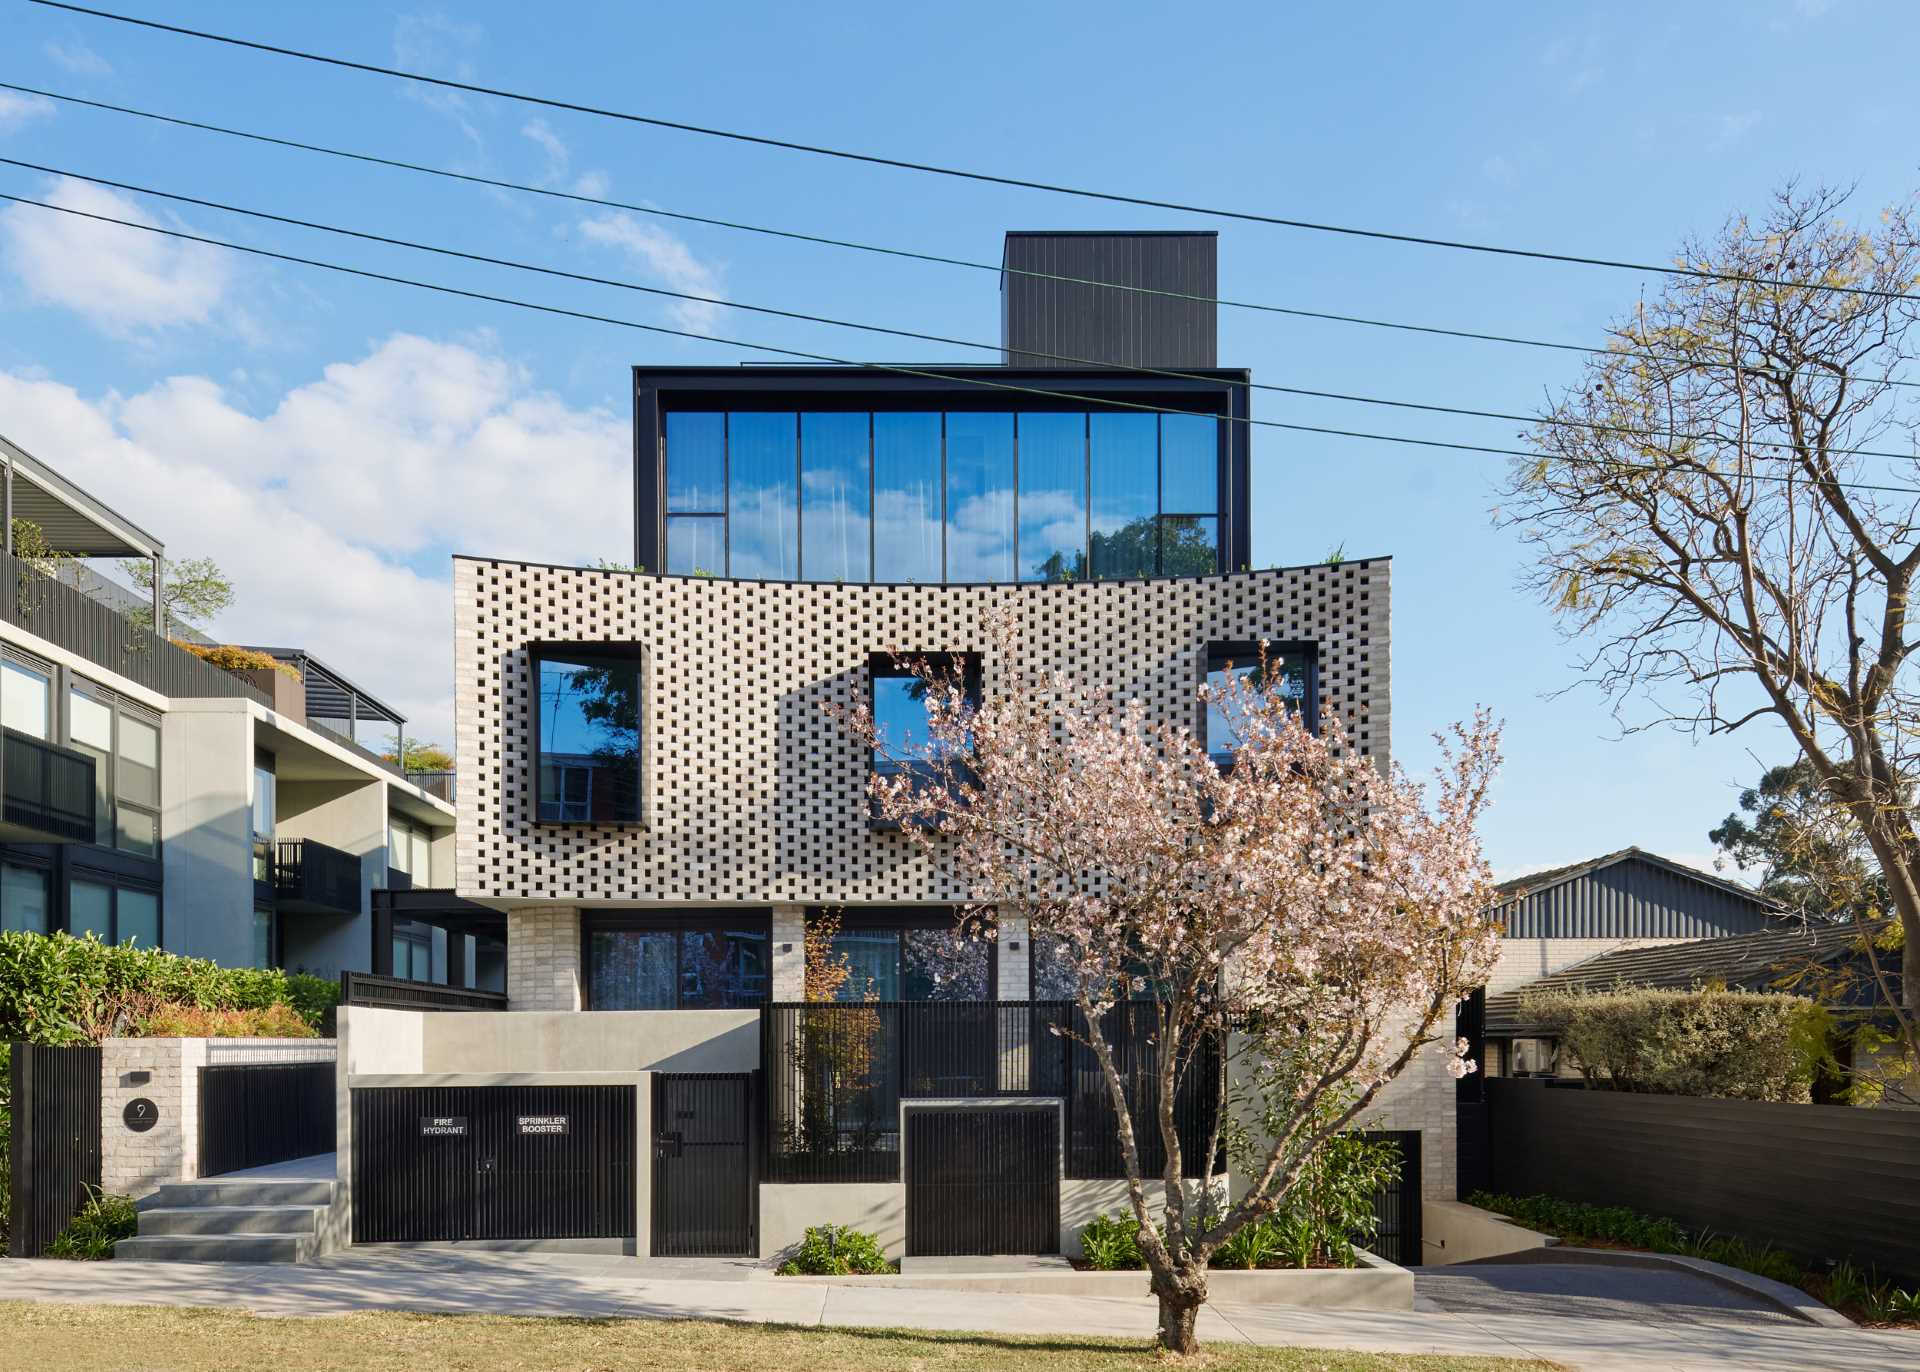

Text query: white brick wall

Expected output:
[1355,1025,1457,1200]
[507,905,583,1010]
[99,1037,335,1197]
[1489,936,1695,992]
[771,905,805,1001]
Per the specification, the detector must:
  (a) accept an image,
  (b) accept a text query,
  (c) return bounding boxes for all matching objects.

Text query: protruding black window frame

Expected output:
[526,640,647,828]
[866,650,983,830]
[1198,640,1319,771]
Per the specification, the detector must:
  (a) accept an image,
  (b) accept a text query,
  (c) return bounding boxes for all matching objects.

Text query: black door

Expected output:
[1357,1129,1423,1267]
[652,1073,755,1256]
[351,1085,635,1244]
[906,1106,1058,1256]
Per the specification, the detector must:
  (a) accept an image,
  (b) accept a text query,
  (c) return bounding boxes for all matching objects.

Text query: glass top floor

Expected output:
[633,368,1250,585]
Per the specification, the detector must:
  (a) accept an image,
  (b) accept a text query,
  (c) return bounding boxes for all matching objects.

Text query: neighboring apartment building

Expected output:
[0,433,484,986]
[313,231,1441,1267]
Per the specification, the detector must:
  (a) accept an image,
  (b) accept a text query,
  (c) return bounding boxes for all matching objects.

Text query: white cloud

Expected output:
[1716,110,1762,143]
[0,90,55,131]
[393,13,487,155]
[0,176,231,335]
[44,40,112,76]
[0,334,630,740]
[521,118,570,183]
[577,213,726,334]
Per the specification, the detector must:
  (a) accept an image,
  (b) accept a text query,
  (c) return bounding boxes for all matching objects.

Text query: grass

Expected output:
[0,1301,1562,1372]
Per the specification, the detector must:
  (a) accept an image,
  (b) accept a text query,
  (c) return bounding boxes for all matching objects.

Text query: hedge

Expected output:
[0,931,339,1045]
[1519,984,1814,1102]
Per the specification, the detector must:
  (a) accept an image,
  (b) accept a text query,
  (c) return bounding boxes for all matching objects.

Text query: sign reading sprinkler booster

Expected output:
[517,1115,569,1136]
[419,1116,468,1137]
[123,1098,158,1133]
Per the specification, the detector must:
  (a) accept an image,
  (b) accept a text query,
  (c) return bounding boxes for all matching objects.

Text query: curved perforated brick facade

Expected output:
[454,558,1391,906]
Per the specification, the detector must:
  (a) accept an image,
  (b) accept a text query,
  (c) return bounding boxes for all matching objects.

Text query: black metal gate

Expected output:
[906,1106,1058,1256]
[200,1062,335,1177]
[6,1043,102,1258]
[351,1084,635,1243]
[1357,1129,1422,1267]
[652,1073,755,1257]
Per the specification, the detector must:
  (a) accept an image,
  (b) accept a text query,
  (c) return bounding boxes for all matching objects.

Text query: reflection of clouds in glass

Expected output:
[800,465,870,582]
[873,486,940,582]
[1018,487,1087,580]
[730,482,796,579]
[945,487,1014,581]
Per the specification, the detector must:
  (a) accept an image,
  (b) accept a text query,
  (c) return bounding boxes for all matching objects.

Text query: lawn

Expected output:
[2,1301,1561,1372]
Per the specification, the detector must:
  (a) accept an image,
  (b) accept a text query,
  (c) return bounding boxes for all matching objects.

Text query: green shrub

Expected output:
[1213,1214,1288,1270]
[775,1224,893,1275]
[1079,1211,1146,1270]
[1467,1191,1688,1251]
[283,974,340,1034]
[1520,985,1815,1101]
[44,1187,137,1260]
[0,931,326,1045]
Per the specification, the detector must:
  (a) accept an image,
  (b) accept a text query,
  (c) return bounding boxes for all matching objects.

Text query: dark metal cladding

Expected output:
[198,1062,335,1177]
[1001,231,1219,370]
[1484,1078,1920,1283]
[651,1073,756,1256]
[905,1105,1058,1257]
[339,969,509,1013]
[1496,852,1781,940]
[1355,1129,1423,1267]
[350,1084,635,1244]
[6,1043,102,1257]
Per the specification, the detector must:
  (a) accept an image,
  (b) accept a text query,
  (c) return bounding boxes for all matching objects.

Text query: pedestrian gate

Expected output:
[651,1073,756,1256]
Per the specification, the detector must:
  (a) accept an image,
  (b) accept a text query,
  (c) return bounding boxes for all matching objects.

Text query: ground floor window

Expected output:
[817,910,991,1001]
[69,877,159,947]
[392,921,433,981]
[251,907,275,969]
[1,862,48,934]
[584,912,771,1009]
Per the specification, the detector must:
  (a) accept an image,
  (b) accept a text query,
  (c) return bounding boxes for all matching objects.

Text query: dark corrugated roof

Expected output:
[1494,846,1781,912]
[1485,921,1877,1037]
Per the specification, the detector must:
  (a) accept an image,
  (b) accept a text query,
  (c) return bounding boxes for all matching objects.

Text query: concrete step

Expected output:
[139,1178,335,1210]
[136,1204,328,1236]
[115,1232,315,1264]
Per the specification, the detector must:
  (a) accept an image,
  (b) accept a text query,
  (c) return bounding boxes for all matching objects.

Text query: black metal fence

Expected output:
[6,1043,101,1257]
[351,1084,635,1244]
[761,1001,1219,1184]
[1356,1129,1422,1267]
[339,971,509,1013]
[906,1105,1059,1256]
[198,1062,335,1177]
[1481,1078,1920,1281]
[274,838,362,914]
[0,548,267,703]
[2,728,94,842]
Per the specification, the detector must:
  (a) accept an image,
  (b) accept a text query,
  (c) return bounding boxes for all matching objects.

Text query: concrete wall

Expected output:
[420,1010,758,1074]
[277,777,389,979]
[158,706,255,968]
[1421,1199,1555,1266]
[1061,1177,1217,1256]
[330,1007,425,1252]
[100,1037,336,1199]
[759,1183,906,1261]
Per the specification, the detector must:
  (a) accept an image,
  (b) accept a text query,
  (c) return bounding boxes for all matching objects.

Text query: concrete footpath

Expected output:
[2,1250,1918,1372]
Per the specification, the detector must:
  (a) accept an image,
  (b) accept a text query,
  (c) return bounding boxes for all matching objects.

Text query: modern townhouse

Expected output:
[315,230,1448,1268]
[0,433,485,987]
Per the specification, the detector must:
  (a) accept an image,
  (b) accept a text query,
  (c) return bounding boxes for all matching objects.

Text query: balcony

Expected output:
[0,727,95,843]
[760,1000,1221,1184]
[271,837,363,916]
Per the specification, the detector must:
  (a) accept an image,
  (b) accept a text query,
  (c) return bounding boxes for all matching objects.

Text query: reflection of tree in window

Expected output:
[903,928,989,1000]
[1206,648,1311,766]
[538,655,640,822]
[681,926,771,1007]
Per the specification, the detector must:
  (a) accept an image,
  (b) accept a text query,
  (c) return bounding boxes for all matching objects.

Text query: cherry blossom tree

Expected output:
[835,611,1500,1352]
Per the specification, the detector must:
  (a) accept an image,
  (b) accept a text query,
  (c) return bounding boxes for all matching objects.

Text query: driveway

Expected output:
[1417,1259,1802,1328]
[2,1250,1916,1372]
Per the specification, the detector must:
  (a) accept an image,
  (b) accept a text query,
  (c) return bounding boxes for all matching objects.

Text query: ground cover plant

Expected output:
[774,1223,894,1275]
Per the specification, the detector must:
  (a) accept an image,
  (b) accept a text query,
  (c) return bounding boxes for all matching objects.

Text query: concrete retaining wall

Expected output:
[759,1182,907,1261]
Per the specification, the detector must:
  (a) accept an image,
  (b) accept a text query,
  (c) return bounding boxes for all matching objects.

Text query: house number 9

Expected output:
[123,1098,159,1133]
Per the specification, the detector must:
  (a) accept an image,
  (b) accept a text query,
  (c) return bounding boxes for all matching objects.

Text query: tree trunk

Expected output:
[1151,1264,1208,1355]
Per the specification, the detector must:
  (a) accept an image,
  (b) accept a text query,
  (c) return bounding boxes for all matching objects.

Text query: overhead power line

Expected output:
[9,80,1915,395]
[29,0,1920,306]
[0,187,1913,500]
[10,155,1917,468]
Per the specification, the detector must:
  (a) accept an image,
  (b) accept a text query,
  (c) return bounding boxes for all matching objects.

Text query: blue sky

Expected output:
[0,0,1910,877]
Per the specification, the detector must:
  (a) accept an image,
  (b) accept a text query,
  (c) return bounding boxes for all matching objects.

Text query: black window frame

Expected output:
[527,640,647,828]
[581,910,774,1011]
[807,906,1001,1001]
[866,650,983,830]
[65,870,163,948]
[1198,640,1319,770]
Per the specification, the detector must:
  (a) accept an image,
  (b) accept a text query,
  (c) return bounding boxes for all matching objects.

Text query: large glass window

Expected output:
[1089,413,1159,579]
[1017,412,1087,582]
[728,411,798,579]
[800,412,871,584]
[585,914,771,1009]
[116,711,160,857]
[823,916,990,1002]
[1,864,48,934]
[69,689,114,846]
[868,652,980,815]
[251,907,274,969]
[533,647,642,824]
[1204,643,1316,768]
[118,889,159,948]
[660,405,1227,583]
[872,412,942,583]
[392,923,432,981]
[68,879,112,940]
[944,412,1015,582]
[2,657,50,738]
